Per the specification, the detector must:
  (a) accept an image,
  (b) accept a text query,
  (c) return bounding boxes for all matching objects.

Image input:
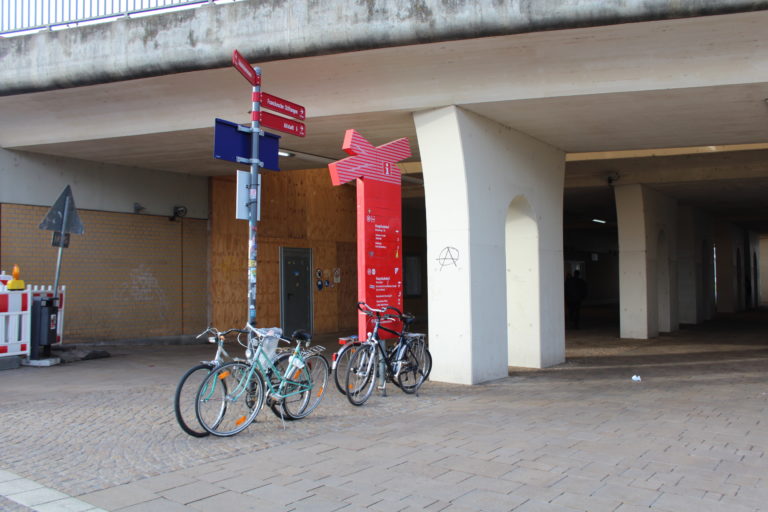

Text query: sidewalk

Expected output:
[1,312,767,511]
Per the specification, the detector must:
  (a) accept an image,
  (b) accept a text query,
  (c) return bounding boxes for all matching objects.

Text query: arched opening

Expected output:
[505,195,539,367]
[657,229,671,333]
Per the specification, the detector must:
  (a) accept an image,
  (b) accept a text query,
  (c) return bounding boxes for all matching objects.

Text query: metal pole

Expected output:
[247,70,262,326]
[52,195,69,302]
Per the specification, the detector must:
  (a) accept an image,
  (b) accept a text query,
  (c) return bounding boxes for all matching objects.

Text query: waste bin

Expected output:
[30,297,58,360]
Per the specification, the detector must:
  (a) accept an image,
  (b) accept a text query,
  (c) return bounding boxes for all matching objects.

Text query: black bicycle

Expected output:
[344,302,431,406]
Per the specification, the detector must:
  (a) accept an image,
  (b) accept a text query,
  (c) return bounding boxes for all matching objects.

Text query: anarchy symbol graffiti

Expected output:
[437,246,459,269]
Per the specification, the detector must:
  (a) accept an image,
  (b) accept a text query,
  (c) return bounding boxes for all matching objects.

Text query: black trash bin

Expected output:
[30,297,58,360]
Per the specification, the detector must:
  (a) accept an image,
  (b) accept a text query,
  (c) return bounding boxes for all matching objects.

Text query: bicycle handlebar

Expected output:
[357,302,413,324]
[195,326,248,341]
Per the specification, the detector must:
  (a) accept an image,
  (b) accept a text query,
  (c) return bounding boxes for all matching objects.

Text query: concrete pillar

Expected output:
[615,184,678,339]
[677,206,713,324]
[759,236,768,305]
[746,232,760,309]
[713,222,746,313]
[413,106,565,384]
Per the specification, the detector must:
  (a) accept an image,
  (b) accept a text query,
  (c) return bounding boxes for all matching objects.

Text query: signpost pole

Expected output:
[52,195,70,302]
[248,75,262,326]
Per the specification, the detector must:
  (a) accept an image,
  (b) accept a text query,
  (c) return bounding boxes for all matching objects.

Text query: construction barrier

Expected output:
[0,270,66,350]
[0,286,31,358]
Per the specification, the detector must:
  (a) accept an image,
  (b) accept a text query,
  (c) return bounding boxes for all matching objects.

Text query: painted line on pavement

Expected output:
[0,469,107,512]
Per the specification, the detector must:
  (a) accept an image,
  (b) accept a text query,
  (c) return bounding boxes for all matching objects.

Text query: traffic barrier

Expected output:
[0,286,31,358]
[0,269,67,346]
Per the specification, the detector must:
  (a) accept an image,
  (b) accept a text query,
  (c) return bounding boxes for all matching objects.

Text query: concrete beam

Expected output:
[2,0,768,95]
[565,150,768,188]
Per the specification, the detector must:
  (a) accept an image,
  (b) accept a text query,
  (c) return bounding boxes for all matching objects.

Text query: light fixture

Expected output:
[278,149,336,164]
[592,218,607,224]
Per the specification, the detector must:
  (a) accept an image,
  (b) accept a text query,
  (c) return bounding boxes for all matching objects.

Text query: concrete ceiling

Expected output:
[2,10,768,231]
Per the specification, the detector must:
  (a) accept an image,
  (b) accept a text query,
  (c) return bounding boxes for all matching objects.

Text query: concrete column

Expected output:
[615,184,678,339]
[414,105,565,385]
[759,237,768,305]
[713,221,746,313]
[677,206,713,324]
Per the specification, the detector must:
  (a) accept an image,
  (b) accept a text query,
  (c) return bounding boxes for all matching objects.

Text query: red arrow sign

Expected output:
[232,49,261,86]
[259,92,305,120]
[328,130,411,186]
[260,111,306,137]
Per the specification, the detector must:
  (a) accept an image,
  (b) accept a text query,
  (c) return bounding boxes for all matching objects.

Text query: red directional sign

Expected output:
[259,92,306,120]
[232,50,261,86]
[329,130,410,186]
[328,130,411,341]
[259,111,306,137]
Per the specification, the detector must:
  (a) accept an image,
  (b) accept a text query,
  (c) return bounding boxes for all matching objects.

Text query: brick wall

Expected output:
[0,204,208,342]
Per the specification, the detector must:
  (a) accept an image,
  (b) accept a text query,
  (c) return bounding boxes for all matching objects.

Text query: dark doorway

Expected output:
[280,247,312,335]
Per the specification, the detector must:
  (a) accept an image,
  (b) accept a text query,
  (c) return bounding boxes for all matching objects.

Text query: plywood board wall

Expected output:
[211,169,358,334]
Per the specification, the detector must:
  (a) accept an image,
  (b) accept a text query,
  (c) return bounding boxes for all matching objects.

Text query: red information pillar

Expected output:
[328,130,411,341]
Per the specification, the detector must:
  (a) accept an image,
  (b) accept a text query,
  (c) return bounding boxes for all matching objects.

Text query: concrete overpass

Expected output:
[2,0,768,384]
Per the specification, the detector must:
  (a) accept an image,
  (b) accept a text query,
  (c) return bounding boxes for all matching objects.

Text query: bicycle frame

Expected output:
[251,342,312,400]
[361,312,416,394]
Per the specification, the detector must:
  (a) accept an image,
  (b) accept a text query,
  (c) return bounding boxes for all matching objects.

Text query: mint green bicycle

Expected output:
[195,325,328,437]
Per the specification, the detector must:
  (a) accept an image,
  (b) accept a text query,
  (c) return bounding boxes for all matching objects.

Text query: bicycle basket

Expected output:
[256,327,282,366]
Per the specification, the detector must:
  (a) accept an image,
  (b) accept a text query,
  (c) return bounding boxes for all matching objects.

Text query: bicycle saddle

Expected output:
[291,329,312,342]
[401,313,415,326]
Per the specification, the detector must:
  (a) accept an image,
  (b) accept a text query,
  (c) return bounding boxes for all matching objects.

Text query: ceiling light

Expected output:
[278,150,294,157]
[592,218,606,224]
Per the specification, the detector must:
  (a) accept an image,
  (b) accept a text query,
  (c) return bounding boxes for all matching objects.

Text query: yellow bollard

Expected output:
[6,264,26,291]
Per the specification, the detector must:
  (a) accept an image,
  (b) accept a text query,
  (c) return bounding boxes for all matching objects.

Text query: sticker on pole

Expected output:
[232,49,261,86]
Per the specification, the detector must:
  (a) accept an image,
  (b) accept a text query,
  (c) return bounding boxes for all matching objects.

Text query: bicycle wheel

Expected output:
[283,354,329,419]
[409,337,432,381]
[174,363,214,437]
[333,342,361,395]
[345,344,377,406]
[195,361,264,437]
[397,341,432,394]
[278,356,312,420]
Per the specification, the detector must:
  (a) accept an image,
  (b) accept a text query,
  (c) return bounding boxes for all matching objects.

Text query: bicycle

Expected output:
[174,326,246,437]
[195,324,329,437]
[175,326,301,437]
[332,335,361,395]
[344,302,432,406]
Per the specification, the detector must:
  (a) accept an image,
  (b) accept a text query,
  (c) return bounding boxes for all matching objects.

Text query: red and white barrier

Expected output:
[0,268,68,358]
[0,286,31,358]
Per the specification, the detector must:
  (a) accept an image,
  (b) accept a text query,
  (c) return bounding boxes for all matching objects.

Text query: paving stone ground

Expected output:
[1,309,767,511]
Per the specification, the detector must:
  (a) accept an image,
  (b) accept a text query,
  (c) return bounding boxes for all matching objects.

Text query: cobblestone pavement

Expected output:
[1,311,767,511]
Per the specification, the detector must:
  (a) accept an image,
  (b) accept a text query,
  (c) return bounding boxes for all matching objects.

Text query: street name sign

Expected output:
[213,118,281,170]
[259,111,306,137]
[259,92,306,120]
[232,50,260,86]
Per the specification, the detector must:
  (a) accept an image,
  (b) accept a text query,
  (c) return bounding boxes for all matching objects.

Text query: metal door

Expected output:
[280,247,312,335]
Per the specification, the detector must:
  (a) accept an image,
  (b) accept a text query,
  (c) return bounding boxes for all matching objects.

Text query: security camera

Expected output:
[170,205,188,221]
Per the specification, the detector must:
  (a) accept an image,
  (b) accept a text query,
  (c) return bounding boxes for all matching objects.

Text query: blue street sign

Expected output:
[213,118,281,171]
